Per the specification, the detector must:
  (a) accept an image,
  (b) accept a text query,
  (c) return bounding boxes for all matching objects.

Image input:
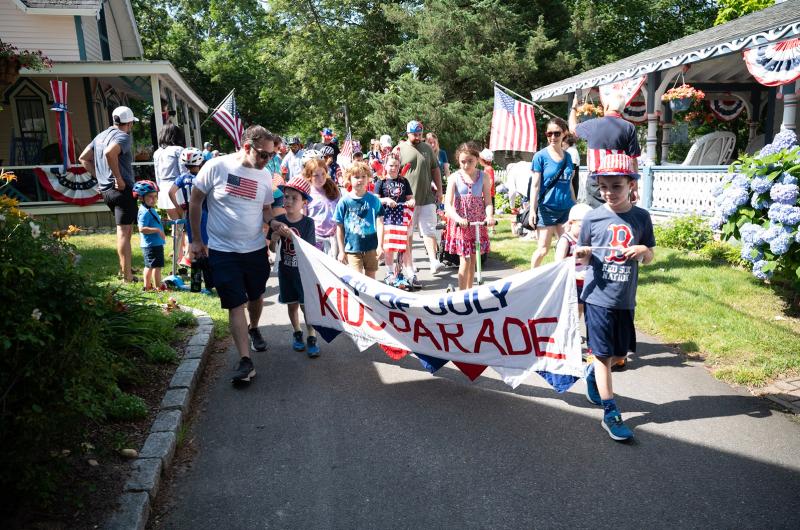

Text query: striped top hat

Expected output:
[279,176,312,201]
[592,153,639,180]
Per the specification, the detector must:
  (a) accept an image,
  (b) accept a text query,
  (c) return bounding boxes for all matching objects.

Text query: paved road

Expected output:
[156,244,800,529]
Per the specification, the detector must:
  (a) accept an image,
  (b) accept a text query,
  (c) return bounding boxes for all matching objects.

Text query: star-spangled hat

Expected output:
[279,176,312,201]
[591,153,640,180]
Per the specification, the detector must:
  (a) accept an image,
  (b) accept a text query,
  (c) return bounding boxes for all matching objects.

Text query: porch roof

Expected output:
[13,0,100,15]
[530,0,800,102]
[19,60,209,112]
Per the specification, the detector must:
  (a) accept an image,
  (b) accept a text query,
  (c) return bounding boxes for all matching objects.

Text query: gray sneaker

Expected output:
[248,327,267,352]
[231,356,256,384]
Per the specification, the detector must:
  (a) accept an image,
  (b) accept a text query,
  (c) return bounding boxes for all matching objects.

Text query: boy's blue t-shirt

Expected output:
[333,192,385,253]
[578,204,655,310]
[531,149,575,211]
[174,173,209,245]
[137,205,166,248]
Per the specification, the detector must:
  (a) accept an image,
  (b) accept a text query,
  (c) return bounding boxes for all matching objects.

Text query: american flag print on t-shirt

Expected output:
[225,173,258,200]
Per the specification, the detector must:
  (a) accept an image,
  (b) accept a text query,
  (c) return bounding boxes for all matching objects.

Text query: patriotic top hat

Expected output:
[591,153,640,180]
[279,176,312,201]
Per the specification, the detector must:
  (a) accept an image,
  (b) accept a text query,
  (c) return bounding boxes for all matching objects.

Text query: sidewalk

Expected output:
[154,241,800,529]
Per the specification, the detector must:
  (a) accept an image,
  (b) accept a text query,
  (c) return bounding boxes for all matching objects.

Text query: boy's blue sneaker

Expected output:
[394,276,411,290]
[292,330,305,352]
[602,410,634,441]
[307,336,320,358]
[384,273,396,286]
[585,363,602,406]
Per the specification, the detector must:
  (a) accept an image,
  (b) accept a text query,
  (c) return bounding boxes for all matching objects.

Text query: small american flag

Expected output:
[340,131,354,159]
[211,90,244,150]
[489,86,537,153]
[225,173,259,200]
[383,205,414,252]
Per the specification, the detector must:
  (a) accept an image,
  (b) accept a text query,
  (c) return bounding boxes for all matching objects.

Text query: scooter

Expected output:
[162,219,188,290]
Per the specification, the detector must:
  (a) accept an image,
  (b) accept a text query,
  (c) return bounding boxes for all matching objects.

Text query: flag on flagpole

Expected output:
[340,130,354,159]
[49,80,75,171]
[211,90,244,150]
[489,85,537,153]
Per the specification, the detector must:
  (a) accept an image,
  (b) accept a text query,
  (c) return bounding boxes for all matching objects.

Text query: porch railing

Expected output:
[640,165,729,216]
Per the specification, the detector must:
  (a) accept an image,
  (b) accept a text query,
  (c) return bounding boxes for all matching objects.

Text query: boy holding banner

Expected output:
[575,154,655,442]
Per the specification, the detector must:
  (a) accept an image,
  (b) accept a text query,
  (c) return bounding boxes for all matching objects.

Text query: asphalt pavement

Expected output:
[155,242,800,529]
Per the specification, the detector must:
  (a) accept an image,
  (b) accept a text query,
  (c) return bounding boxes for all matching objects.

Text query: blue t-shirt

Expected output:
[575,115,641,172]
[531,149,575,211]
[137,204,166,248]
[578,205,655,310]
[92,126,134,189]
[174,173,209,245]
[333,192,385,253]
[202,150,214,161]
[438,149,448,174]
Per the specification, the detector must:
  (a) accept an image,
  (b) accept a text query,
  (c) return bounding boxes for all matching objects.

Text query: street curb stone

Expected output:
[754,377,800,414]
[105,307,213,529]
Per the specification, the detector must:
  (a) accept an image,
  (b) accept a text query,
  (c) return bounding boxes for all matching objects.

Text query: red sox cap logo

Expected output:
[606,224,633,263]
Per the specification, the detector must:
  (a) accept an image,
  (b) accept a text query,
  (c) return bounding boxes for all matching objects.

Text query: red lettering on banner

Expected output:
[340,289,365,326]
[413,319,442,350]
[502,317,531,355]
[528,317,565,360]
[317,284,339,319]
[437,323,470,354]
[363,305,387,331]
[389,311,410,333]
[473,319,507,355]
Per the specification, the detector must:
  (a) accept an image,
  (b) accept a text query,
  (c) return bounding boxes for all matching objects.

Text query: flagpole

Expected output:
[200,88,235,128]
[493,81,563,120]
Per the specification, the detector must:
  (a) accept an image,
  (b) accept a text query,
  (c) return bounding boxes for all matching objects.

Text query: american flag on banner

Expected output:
[211,90,244,150]
[489,85,537,153]
[49,80,75,169]
[225,173,259,200]
[383,205,414,252]
[340,131,354,159]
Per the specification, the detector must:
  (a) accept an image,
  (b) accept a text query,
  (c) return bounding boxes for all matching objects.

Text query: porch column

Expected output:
[781,81,797,131]
[192,108,202,148]
[749,89,762,142]
[182,98,192,147]
[150,75,163,133]
[765,87,777,143]
[646,71,660,162]
[661,104,672,164]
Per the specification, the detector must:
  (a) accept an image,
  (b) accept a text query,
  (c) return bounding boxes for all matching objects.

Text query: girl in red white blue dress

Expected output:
[443,141,496,290]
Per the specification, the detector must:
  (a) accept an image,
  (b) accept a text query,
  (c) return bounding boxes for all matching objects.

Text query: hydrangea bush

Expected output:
[711,129,800,281]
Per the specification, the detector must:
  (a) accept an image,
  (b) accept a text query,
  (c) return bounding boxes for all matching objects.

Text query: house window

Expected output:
[12,84,49,149]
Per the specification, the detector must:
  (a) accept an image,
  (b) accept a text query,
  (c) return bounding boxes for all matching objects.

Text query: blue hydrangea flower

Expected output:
[768,203,800,226]
[772,129,799,150]
[770,183,799,205]
[751,193,769,210]
[769,230,793,256]
[721,173,735,185]
[796,231,800,244]
[711,182,725,197]
[709,216,725,231]
[780,173,798,186]
[740,223,766,245]
[750,176,772,195]
[730,173,749,191]
[740,244,763,263]
[752,260,773,280]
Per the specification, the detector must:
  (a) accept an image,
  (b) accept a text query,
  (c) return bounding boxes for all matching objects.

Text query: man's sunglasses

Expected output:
[250,145,275,160]
[545,131,562,137]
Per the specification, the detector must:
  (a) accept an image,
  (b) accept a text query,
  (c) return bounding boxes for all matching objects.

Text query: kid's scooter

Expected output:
[470,221,488,285]
[162,219,187,290]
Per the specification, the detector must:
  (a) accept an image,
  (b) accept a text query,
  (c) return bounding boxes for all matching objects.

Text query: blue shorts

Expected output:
[536,204,569,228]
[584,303,636,358]
[208,247,270,309]
[278,266,304,305]
[142,246,164,268]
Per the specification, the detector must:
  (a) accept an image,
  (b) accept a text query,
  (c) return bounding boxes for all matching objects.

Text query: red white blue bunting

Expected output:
[743,38,800,87]
[709,98,745,122]
[623,99,647,124]
[42,80,100,205]
[599,75,647,108]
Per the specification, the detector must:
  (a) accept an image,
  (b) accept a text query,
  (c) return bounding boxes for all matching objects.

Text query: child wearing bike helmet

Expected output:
[134,180,166,291]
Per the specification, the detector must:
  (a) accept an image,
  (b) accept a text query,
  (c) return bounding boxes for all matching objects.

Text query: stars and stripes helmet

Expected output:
[180,147,204,168]
[132,180,159,199]
[301,149,323,165]
[319,145,335,157]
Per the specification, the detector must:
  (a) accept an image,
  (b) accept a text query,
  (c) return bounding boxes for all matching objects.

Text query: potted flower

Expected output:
[0,40,53,86]
[575,102,604,122]
[661,83,705,113]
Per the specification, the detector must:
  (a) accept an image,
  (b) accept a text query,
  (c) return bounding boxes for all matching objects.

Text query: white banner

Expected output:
[293,235,583,391]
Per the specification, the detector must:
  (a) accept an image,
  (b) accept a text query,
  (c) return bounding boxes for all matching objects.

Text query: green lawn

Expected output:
[488,216,800,387]
[71,232,230,338]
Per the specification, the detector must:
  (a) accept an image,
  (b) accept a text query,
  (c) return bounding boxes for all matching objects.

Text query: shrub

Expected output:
[105,390,148,422]
[145,342,178,364]
[699,240,746,267]
[710,129,800,282]
[654,214,713,250]
[168,308,197,328]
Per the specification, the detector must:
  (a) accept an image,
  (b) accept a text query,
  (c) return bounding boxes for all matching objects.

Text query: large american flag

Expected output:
[225,173,258,200]
[489,86,537,153]
[383,205,414,252]
[211,90,244,150]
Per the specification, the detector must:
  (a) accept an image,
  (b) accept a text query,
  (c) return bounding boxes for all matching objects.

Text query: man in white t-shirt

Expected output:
[190,125,285,385]
[280,136,305,179]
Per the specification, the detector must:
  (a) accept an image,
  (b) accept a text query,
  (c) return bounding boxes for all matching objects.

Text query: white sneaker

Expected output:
[430,260,446,274]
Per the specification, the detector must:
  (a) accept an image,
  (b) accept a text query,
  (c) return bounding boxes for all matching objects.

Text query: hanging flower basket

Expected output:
[661,83,705,114]
[0,40,52,87]
[575,102,603,122]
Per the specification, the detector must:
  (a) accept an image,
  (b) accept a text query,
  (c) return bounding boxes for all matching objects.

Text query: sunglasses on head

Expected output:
[249,145,275,160]
[545,131,562,137]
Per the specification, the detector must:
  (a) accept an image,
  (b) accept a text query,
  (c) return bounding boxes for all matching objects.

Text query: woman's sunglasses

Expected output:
[545,131,562,138]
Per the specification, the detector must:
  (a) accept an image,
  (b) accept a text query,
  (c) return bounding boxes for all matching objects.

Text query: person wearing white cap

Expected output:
[203,141,214,161]
[79,105,139,283]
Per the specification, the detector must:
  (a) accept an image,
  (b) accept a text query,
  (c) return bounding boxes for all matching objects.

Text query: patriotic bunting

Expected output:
[709,98,745,121]
[35,80,100,205]
[294,234,583,392]
[599,75,646,108]
[622,99,647,124]
[743,38,800,87]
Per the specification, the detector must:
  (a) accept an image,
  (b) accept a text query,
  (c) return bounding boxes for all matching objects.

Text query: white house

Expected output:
[0,0,208,226]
